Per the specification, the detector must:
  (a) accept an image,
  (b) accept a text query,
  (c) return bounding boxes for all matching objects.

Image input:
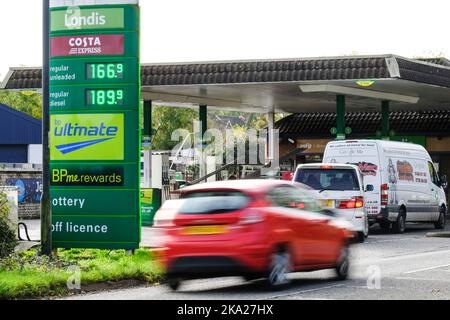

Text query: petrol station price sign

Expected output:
[49,0,141,249]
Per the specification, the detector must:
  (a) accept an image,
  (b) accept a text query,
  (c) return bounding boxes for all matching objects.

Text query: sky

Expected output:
[1,0,450,80]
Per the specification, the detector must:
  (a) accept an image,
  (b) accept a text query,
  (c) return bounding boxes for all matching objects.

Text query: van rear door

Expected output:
[323,141,382,218]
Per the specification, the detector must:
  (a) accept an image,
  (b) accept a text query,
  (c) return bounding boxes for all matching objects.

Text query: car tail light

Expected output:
[320,165,334,169]
[381,183,389,206]
[240,210,265,225]
[338,196,364,209]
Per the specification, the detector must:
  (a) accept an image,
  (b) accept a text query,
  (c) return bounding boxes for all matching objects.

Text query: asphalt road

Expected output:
[62,221,450,300]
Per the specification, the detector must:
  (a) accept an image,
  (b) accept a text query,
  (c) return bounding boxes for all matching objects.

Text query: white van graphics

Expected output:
[323,140,447,233]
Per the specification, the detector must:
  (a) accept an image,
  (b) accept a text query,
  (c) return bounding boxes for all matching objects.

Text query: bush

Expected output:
[0,191,17,258]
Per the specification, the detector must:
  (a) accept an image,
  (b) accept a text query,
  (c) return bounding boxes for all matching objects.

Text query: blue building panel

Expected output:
[0,103,41,145]
[0,145,28,163]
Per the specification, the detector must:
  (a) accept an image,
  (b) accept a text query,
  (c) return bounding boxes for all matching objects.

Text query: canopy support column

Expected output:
[267,111,275,161]
[381,100,390,140]
[142,100,152,187]
[199,105,208,180]
[336,95,345,140]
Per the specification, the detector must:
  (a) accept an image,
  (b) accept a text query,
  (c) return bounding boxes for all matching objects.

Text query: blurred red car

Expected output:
[155,179,354,290]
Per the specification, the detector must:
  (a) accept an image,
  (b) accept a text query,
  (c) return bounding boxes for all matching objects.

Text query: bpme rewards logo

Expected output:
[50,114,124,161]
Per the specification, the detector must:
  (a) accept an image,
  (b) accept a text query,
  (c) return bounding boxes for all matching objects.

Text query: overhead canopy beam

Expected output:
[299,84,420,104]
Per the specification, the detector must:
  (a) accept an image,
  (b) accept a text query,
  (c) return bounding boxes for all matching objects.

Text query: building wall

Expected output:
[28,144,43,164]
[0,170,42,219]
[0,145,28,163]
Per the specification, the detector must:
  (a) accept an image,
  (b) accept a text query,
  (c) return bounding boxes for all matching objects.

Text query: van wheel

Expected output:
[434,207,446,229]
[167,278,181,291]
[379,221,391,232]
[393,208,406,234]
[335,245,350,280]
[357,232,365,243]
[266,251,291,288]
[364,216,369,238]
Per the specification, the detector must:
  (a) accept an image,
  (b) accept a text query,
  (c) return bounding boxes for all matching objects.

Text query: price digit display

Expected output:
[87,63,124,80]
[86,89,124,106]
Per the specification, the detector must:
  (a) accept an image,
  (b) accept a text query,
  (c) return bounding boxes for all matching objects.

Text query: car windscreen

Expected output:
[178,191,250,214]
[294,168,360,191]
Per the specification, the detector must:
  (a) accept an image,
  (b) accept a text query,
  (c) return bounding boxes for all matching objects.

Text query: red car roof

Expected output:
[180,179,295,195]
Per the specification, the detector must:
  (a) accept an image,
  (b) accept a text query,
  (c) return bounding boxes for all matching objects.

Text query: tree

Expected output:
[0,190,17,258]
[0,90,42,119]
[151,106,198,150]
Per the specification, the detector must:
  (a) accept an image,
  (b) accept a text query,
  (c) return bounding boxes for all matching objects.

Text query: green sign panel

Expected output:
[50,57,139,85]
[50,84,139,110]
[52,189,138,216]
[49,2,141,249]
[141,188,161,226]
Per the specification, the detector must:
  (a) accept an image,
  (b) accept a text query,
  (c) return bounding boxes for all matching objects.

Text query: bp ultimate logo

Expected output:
[50,114,124,161]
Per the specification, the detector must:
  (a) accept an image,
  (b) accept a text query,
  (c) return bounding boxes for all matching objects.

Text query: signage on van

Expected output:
[348,162,378,176]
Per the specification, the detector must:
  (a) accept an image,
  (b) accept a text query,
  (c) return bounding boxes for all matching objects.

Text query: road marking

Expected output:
[260,284,344,300]
[404,263,450,274]
[395,276,450,282]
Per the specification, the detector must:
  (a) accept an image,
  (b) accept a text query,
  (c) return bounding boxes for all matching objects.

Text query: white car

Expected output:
[293,163,370,242]
[323,140,447,233]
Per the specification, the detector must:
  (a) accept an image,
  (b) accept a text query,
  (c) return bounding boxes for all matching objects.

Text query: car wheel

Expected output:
[266,251,291,288]
[335,245,350,280]
[357,232,365,243]
[393,208,406,234]
[167,278,181,291]
[364,215,369,238]
[434,207,446,229]
[379,220,391,232]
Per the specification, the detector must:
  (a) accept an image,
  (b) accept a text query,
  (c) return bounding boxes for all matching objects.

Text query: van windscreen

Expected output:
[294,169,360,191]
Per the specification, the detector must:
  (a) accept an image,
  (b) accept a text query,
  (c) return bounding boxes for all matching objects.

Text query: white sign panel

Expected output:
[50,0,139,8]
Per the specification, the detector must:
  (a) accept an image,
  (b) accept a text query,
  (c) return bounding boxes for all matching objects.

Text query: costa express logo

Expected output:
[50,34,124,57]
[50,114,124,161]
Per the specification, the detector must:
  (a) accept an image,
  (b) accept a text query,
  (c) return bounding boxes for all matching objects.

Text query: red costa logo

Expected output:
[50,34,124,57]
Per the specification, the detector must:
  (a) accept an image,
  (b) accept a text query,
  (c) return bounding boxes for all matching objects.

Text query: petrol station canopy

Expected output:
[3,54,450,112]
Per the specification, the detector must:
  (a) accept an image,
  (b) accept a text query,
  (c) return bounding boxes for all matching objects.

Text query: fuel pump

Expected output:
[151,153,170,202]
[141,153,170,227]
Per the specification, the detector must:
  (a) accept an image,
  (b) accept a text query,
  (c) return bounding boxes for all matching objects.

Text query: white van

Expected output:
[293,163,370,242]
[323,140,447,233]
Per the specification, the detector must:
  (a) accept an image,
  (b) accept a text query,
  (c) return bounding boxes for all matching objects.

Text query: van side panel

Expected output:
[381,147,433,222]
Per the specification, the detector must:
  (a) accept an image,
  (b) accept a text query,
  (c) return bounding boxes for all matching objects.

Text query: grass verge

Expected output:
[0,248,164,299]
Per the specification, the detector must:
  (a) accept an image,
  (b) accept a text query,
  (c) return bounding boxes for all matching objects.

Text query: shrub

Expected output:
[0,191,17,258]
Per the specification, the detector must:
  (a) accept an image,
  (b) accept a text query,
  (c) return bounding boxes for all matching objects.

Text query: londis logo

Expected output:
[51,8,124,31]
[65,8,106,29]
[50,114,124,161]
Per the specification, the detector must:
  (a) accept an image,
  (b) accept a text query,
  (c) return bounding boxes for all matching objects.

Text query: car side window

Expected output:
[268,186,322,212]
[267,186,297,208]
